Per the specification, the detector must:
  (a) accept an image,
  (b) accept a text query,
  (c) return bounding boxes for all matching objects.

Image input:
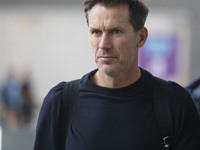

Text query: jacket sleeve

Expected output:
[33,82,66,150]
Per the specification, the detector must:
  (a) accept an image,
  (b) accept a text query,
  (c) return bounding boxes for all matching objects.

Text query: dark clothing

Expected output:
[187,77,200,113]
[34,68,200,150]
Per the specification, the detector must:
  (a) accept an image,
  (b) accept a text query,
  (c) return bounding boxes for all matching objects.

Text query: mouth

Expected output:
[98,56,117,63]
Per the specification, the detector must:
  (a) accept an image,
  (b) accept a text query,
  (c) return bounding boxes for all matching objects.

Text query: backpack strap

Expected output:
[153,76,172,150]
[60,79,80,149]
[59,77,172,149]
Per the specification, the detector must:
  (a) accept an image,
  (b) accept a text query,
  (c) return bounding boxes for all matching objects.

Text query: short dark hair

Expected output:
[84,0,149,31]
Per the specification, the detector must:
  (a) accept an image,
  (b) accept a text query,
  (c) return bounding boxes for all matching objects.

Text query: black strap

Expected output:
[60,79,80,149]
[153,77,172,150]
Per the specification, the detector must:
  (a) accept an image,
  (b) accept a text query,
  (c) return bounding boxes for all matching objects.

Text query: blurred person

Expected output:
[1,71,23,129]
[34,0,200,150]
[0,85,6,126]
[186,77,200,113]
[21,77,35,125]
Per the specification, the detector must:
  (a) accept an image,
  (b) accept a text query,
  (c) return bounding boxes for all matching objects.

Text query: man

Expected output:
[34,0,200,150]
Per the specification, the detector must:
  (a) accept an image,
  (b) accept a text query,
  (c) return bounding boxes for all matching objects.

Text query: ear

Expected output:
[136,27,148,48]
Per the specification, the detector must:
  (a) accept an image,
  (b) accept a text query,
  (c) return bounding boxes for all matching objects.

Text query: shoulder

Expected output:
[43,82,66,107]
[167,81,200,149]
[48,81,66,96]
[38,81,67,120]
[168,81,190,99]
[167,81,196,112]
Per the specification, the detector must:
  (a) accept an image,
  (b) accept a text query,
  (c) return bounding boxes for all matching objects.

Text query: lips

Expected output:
[98,56,117,62]
[96,50,118,63]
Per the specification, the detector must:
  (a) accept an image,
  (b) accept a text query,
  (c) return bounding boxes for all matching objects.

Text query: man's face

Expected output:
[88,4,140,77]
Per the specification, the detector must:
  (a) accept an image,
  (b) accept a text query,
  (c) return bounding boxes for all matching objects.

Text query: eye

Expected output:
[91,30,102,35]
[112,29,121,34]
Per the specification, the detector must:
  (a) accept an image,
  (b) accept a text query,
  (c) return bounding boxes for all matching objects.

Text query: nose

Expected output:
[99,33,112,50]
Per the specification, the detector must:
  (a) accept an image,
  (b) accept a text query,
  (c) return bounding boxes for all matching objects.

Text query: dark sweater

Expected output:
[34,68,200,150]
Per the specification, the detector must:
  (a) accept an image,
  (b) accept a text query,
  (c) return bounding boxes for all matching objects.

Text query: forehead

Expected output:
[88,4,131,28]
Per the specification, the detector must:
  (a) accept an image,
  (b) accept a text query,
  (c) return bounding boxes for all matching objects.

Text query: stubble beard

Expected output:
[96,52,137,77]
[96,59,129,77]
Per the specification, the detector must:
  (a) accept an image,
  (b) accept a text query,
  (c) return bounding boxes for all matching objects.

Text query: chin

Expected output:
[99,66,121,77]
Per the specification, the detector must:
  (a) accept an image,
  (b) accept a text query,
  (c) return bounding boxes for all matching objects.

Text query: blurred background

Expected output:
[0,0,199,149]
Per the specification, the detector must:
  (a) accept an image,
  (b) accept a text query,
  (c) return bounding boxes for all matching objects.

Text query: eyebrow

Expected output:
[89,26,122,32]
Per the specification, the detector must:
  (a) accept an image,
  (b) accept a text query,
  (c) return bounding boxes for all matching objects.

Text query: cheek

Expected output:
[90,37,95,48]
[125,36,137,49]
[118,39,137,58]
[90,38,99,55]
[118,38,134,52]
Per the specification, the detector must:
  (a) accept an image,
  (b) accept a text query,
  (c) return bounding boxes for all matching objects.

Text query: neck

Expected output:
[91,67,141,88]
